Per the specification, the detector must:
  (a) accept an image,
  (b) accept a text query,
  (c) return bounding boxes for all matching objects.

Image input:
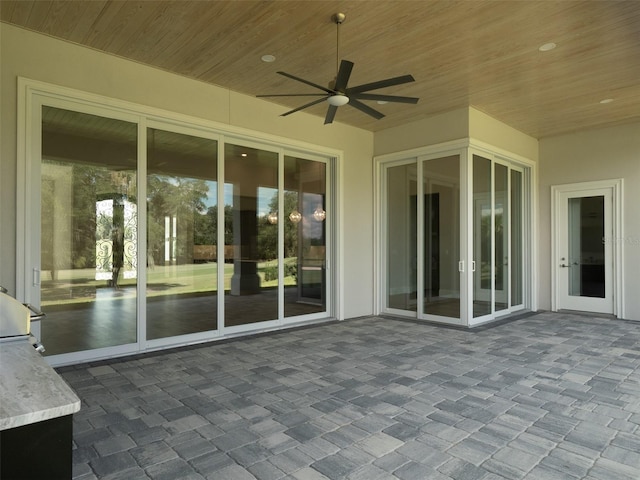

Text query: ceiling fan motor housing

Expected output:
[327,94,349,106]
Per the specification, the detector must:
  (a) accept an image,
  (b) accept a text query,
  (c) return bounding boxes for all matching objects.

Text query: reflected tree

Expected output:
[147,176,211,265]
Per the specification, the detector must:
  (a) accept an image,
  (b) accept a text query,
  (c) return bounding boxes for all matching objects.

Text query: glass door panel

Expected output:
[494,163,508,312]
[224,143,279,326]
[568,196,605,298]
[146,128,218,339]
[473,155,492,317]
[386,164,418,311]
[422,156,460,318]
[473,156,523,318]
[511,170,523,306]
[40,106,138,355]
[284,156,327,317]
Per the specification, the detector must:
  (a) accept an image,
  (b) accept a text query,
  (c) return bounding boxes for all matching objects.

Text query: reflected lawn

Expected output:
[41,260,296,306]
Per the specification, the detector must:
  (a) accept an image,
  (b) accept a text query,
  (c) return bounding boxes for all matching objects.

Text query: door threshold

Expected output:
[557,309,617,319]
[384,310,536,332]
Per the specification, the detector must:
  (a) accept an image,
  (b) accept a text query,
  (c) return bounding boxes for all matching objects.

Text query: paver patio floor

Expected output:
[60,311,640,479]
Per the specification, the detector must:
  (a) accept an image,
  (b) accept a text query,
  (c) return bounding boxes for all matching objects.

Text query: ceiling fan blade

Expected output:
[348,98,385,120]
[277,71,334,94]
[280,97,328,117]
[324,105,338,124]
[347,74,415,94]
[334,60,354,92]
[350,93,419,104]
[257,93,328,98]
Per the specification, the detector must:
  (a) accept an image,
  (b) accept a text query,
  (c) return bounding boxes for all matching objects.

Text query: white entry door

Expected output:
[555,185,614,314]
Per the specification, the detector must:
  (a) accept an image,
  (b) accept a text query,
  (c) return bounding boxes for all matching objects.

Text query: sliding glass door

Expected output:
[223,143,279,327]
[421,155,461,319]
[472,155,492,317]
[472,154,524,322]
[511,169,524,307]
[383,155,461,321]
[385,162,418,312]
[40,105,138,355]
[25,88,333,365]
[146,127,219,339]
[380,146,529,326]
[284,155,327,317]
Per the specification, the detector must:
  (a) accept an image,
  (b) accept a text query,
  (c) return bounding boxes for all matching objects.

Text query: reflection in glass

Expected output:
[423,156,460,318]
[494,163,508,312]
[568,196,605,298]
[473,155,492,317]
[386,164,418,311]
[284,156,327,317]
[40,106,138,355]
[146,128,218,339]
[224,144,279,326]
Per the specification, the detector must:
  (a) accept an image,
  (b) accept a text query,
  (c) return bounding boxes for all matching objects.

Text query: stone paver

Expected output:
[59,312,640,479]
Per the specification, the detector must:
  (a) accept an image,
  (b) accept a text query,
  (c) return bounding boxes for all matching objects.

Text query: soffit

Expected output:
[2,0,639,138]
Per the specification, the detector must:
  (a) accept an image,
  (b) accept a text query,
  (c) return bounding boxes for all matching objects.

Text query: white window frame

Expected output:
[17,78,341,366]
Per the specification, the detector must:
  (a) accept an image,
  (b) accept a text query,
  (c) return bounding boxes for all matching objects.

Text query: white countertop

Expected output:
[0,339,80,431]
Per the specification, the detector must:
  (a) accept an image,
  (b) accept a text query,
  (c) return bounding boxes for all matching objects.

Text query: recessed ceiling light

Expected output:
[261,54,276,63]
[377,101,388,105]
[600,98,614,104]
[241,153,248,157]
[538,42,557,52]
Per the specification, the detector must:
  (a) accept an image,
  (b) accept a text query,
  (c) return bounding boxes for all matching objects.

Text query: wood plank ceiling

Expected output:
[2,0,640,138]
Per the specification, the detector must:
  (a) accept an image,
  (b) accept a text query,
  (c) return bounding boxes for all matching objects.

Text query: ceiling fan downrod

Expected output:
[328,13,349,105]
[333,13,346,81]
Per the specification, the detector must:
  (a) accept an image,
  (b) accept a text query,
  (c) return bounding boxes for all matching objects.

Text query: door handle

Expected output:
[559,264,571,268]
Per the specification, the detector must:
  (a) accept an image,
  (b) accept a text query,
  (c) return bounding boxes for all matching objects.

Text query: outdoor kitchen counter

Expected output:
[0,339,80,431]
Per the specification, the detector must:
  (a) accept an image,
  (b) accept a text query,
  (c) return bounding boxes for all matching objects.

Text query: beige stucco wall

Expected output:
[538,122,640,320]
[468,108,539,162]
[0,23,373,320]
[373,107,470,157]
[374,107,539,162]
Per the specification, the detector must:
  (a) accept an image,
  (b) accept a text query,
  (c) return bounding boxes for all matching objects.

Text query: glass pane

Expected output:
[284,156,327,317]
[494,163,508,312]
[473,155,492,317]
[224,144,279,326]
[40,106,137,355]
[146,128,218,339]
[386,164,417,311]
[568,196,605,298]
[511,170,523,306]
[423,156,460,318]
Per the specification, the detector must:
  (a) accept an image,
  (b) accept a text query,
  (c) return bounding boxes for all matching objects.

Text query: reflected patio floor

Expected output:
[42,286,323,356]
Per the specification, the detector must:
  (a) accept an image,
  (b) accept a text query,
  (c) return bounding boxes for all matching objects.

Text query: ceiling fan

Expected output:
[257,13,419,125]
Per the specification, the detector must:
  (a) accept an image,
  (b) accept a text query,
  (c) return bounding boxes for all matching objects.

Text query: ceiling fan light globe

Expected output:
[327,95,349,107]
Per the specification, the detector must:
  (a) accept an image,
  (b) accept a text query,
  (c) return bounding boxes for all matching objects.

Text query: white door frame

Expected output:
[551,179,624,317]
